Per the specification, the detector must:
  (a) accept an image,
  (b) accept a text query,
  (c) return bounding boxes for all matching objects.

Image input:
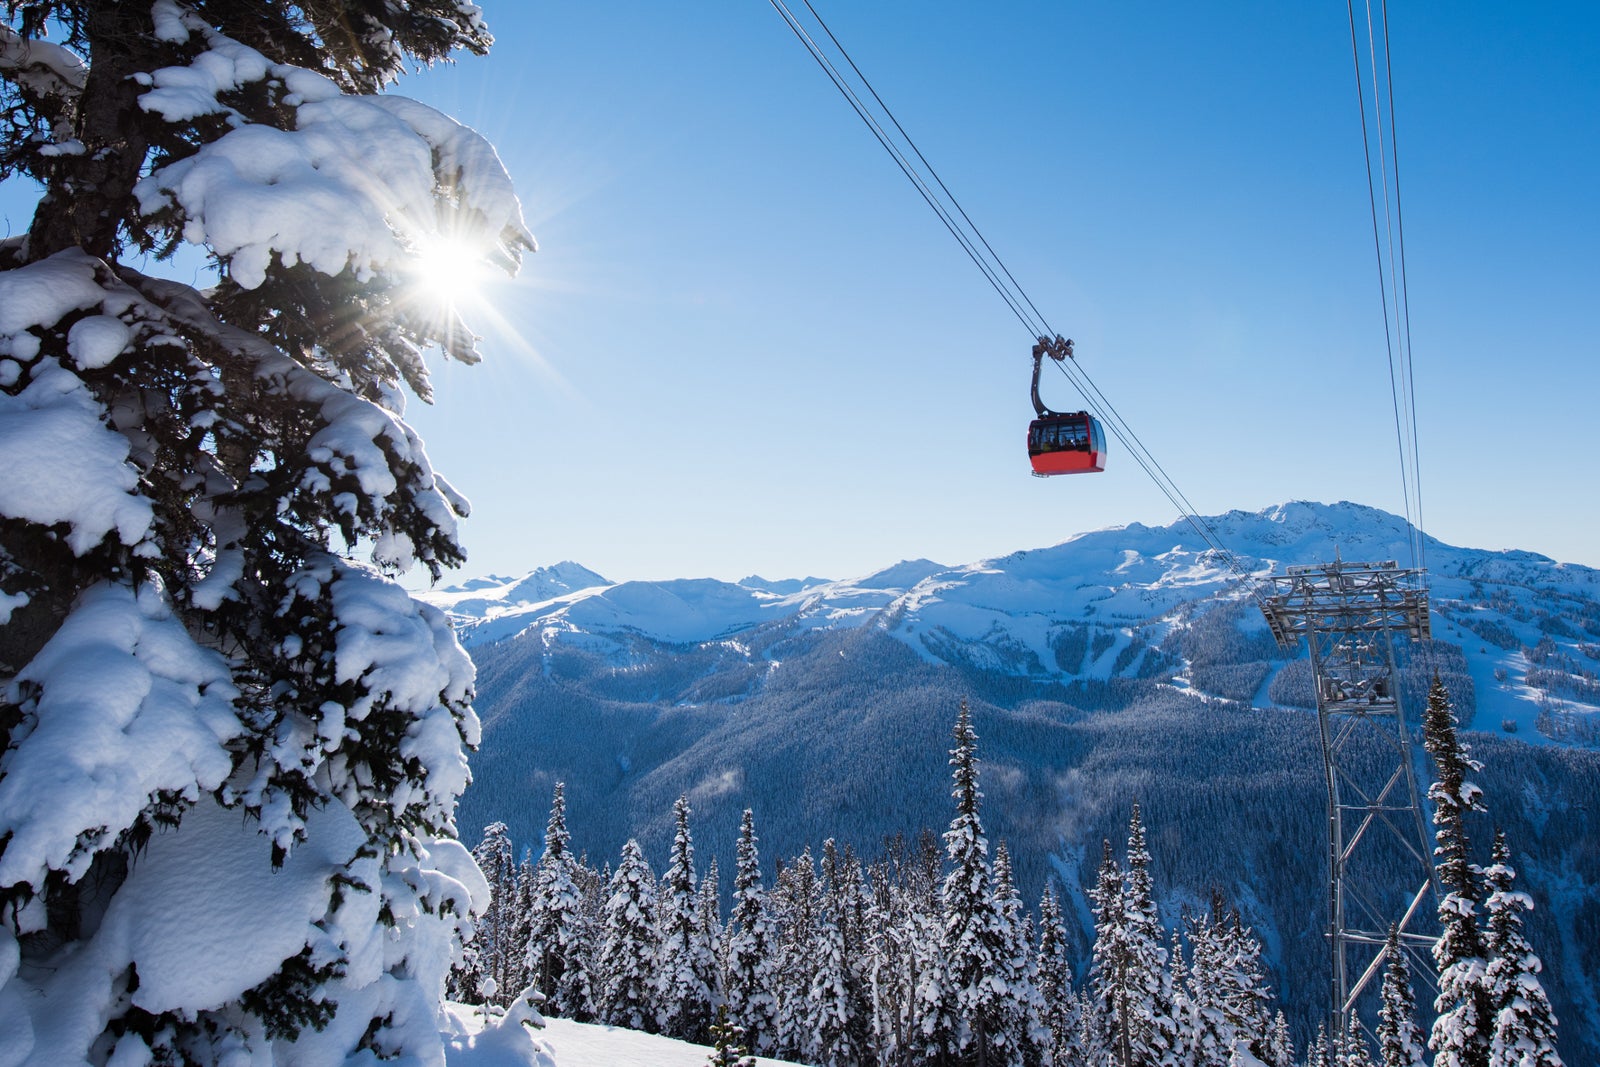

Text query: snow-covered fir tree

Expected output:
[482,821,524,1002]
[699,853,724,987]
[907,883,960,1065]
[1424,675,1493,1067]
[1171,921,1210,1066]
[510,847,537,1001]
[993,840,1049,1066]
[1093,805,1179,1067]
[527,781,593,1019]
[1338,1014,1374,1067]
[1037,884,1078,1065]
[821,837,875,1064]
[0,2,531,1061]
[1075,986,1115,1067]
[447,917,487,1007]
[724,809,779,1055]
[810,885,859,1066]
[1089,838,1128,1063]
[942,699,1014,1066]
[1186,890,1271,1062]
[598,838,660,1031]
[655,793,717,1043]
[864,864,917,1064]
[574,851,607,1008]
[867,832,943,1065]
[1265,1010,1296,1067]
[707,1003,760,1067]
[1376,925,1427,1067]
[450,820,518,1004]
[1481,830,1562,1067]
[1307,1024,1332,1067]
[772,847,822,1061]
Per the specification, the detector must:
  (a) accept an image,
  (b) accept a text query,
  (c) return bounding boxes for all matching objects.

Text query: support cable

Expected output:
[767,0,1044,338]
[769,0,1268,604]
[798,0,1056,336]
[1348,0,1428,581]
[1380,0,1427,575]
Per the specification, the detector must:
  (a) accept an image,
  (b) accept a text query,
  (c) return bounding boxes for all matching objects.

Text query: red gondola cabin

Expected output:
[1028,411,1106,476]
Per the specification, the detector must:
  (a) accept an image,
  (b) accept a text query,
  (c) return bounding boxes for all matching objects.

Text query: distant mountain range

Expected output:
[425,501,1598,742]
[423,501,1600,1060]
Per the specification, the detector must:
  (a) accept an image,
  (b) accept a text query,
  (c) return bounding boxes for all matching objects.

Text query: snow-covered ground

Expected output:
[444,1004,801,1067]
[539,1017,800,1067]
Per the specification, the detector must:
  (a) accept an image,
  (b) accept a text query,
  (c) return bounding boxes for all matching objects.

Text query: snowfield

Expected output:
[445,1004,801,1067]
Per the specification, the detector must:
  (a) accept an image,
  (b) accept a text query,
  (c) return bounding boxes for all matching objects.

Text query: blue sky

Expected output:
[7,2,1597,582]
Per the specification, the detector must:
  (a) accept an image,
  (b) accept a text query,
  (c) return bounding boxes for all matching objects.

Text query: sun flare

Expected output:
[407,234,496,311]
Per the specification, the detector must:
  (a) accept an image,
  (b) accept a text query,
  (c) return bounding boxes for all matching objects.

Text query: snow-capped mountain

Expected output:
[425,501,1599,741]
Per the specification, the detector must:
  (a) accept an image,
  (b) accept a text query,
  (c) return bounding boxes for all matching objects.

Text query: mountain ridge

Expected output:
[424,500,1600,745]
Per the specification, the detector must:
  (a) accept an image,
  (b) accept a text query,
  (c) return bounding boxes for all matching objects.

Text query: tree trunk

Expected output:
[27,3,155,262]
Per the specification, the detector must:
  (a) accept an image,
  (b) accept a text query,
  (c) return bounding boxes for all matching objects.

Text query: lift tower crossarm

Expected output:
[1261,559,1431,650]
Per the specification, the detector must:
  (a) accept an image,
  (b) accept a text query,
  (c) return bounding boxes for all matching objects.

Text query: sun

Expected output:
[406,233,497,312]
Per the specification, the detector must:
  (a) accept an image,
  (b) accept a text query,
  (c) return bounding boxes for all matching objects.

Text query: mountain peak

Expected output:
[855,558,949,591]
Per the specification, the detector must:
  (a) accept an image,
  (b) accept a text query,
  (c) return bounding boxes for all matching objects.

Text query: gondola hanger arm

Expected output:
[1030,335,1074,417]
[1032,334,1073,362]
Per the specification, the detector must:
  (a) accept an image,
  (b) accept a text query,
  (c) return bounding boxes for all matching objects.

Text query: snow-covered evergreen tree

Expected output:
[480,822,522,1002]
[1186,891,1270,1062]
[1265,1010,1295,1067]
[1337,1014,1374,1067]
[451,820,518,1004]
[1424,675,1493,1067]
[0,2,531,1061]
[810,892,859,1066]
[821,837,875,1065]
[1307,1024,1332,1067]
[447,925,487,1007]
[1376,925,1427,1067]
[864,871,922,1066]
[1482,830,1562,1067]
[1171,920,1209,1066]
[942,699,1012,1066]
[510,848,537,1000]
[993,840,1049,1067]
[725,809,779,1055]
[772,847,822,1061]
[527,782,593,1019]
[599,838,659,1031]
[1094,804,1179,1067]
[655,793,717,1043]
[1090,838,1128,1063]
[707,1003,759,1067]
[699,853,724,990]
[907,888,960,1066]
[1074,987,1111,1067]
[1037,884,1079,1065]
[574,850,607,1012]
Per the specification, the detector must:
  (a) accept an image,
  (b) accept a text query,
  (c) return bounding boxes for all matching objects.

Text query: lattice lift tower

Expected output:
[1260,556,1438,1035]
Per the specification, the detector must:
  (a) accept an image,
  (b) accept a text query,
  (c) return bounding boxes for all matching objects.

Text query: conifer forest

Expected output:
[452,689,1569,1067]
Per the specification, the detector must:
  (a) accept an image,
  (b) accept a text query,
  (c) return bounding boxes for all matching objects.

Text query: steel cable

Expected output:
[770,0,1271,604]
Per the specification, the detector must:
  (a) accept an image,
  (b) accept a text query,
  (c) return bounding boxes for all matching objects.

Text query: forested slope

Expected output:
[443,503,1600,1059]
[461,623,1599,1060]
